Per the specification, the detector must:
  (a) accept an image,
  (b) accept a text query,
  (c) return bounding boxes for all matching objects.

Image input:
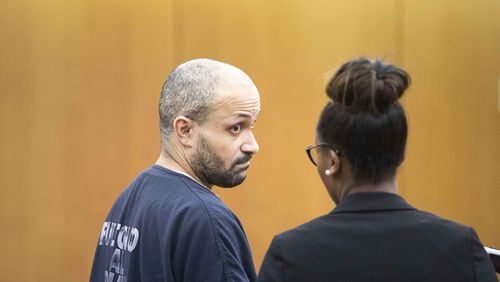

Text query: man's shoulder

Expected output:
[116,166,244,234]
[127,166,220,203]
[109,166,227,222]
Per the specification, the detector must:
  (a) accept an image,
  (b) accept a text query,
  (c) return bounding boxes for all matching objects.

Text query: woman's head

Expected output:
[316,58,411,199]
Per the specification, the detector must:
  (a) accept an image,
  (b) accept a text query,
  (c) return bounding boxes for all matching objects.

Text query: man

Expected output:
[90,59,260,282]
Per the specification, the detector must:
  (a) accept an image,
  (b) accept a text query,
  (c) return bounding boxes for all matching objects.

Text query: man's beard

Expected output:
[192,135,252,188]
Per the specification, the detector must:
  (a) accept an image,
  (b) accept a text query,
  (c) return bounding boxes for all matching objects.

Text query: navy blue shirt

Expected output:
[90,165,256,282]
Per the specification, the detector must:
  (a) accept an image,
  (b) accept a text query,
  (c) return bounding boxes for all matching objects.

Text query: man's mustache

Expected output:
[232,154,252,166]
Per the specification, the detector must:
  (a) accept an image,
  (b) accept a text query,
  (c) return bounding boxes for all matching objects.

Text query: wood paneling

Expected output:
[402,0,500,246]
[0,0,175,280]
[0,0,498,280]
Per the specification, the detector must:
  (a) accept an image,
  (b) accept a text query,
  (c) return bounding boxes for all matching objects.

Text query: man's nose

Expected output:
[241,131,259,155]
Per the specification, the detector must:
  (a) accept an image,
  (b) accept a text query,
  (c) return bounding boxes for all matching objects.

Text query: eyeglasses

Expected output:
[305,143,340,166]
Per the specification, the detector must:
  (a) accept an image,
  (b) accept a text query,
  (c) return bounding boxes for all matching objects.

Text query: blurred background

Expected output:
[1,0,499,280]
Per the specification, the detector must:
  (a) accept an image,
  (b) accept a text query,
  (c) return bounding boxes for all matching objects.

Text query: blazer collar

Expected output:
[333,192,415,213]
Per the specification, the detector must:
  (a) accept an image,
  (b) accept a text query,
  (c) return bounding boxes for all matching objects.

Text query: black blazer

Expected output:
[258,193,497,282]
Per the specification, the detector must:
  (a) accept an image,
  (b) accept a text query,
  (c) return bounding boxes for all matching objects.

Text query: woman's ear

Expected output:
[325,150,341,176]
[172,116,196,147]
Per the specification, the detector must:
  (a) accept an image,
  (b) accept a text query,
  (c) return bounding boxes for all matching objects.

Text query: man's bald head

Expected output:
[158,58,256,143]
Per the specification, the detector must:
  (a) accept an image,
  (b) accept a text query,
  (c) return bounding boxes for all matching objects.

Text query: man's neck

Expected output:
[155,151,213,189]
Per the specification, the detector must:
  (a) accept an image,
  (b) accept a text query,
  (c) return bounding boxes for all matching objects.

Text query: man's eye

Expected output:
[230,124,242,134]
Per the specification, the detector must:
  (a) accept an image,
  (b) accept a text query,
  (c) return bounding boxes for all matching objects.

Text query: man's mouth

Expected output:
[235,161,250,168]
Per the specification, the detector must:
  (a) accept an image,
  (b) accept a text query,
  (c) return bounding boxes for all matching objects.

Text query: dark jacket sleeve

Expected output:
[470,228,498,282]
[257,236,285,282]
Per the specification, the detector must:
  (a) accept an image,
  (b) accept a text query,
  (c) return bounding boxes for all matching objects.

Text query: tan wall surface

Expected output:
[1,0,498,280]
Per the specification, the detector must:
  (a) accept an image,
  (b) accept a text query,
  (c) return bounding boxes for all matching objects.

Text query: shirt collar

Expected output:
[152,165,219,197]
[333,192,415,213]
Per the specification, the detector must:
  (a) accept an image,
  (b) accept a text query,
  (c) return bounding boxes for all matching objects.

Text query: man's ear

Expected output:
[325,150,342,176]
[172,116,196,147]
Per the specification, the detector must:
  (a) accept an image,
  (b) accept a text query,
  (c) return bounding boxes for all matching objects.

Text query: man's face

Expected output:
[191,80,260,188]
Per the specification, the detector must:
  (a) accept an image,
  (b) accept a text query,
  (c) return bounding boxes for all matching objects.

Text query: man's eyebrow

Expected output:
[231,112,253,119]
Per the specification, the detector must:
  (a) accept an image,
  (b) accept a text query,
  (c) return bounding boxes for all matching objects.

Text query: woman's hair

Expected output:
[317,58,411,184]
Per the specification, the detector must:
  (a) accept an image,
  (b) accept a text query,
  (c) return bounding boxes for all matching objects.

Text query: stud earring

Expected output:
[325,169,333,176]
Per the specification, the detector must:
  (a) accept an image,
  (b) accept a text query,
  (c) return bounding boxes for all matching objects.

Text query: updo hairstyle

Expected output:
[317,58,411,184]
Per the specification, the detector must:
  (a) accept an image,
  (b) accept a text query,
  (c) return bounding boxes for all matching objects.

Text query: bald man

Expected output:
[90,59,260,282]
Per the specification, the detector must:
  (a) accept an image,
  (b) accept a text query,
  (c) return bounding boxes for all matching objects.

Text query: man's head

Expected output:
[158,59,260,188]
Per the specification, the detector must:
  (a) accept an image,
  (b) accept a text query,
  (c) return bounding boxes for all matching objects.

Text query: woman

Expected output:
[257,58,497,282]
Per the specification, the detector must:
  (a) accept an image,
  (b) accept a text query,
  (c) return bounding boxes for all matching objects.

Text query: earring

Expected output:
[325,169,333,176]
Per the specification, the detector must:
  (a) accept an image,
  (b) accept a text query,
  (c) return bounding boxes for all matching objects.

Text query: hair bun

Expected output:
[326,58,411,113]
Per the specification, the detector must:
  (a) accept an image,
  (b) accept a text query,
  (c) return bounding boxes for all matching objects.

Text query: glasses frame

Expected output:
[305,143,340,166]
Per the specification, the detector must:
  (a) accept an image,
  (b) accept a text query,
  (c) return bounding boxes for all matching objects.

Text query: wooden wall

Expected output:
[1,0,498,280]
